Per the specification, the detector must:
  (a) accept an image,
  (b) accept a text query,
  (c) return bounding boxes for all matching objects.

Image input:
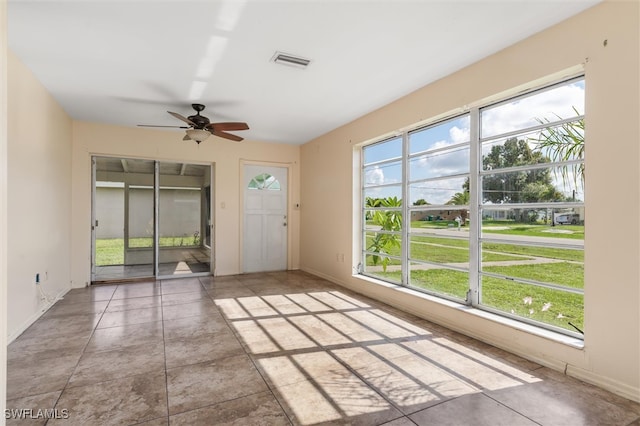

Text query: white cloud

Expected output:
[411,146,469,180]
[450,125,470,144]
[413,118,471,177]
[365,166,384,186]
[482,83,585,139]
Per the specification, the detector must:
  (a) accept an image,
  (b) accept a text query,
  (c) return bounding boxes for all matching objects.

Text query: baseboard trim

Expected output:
[7,287,70,344]
[300,267,351,288]
[567,365,640,403]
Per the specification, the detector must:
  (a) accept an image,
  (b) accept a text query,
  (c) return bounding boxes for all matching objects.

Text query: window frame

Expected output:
[361,136,404,283]
[359,75,585,339]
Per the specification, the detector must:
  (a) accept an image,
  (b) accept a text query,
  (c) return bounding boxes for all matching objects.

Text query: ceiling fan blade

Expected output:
[206,122,249,131]
[137,124,189,129]
[168,111,195,126]
[212,131,243,142]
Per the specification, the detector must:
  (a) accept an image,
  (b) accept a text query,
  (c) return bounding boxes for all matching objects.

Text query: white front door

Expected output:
[242,165,288,273]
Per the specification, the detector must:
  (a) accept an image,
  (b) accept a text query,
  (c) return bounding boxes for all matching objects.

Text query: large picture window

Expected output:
[360,76,585,337]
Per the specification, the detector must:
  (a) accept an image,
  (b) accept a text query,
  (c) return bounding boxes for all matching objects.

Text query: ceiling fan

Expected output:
[138,103,249,144]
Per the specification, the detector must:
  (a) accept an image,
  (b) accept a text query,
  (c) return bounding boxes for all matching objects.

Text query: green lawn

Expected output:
[365,235,529,268]
[411,220,585,240]
[411,241,526,263]
[374,268,583,332]
[410,220,460,228]
[483,242,583,262]
[483,224,585,240]
[95,239,125,266]
[95,236,200,266]
[483,262,584,289]
[367,234,582,265]
[482,275,584,331]
[365,227,584,333]
[412,235,469,247]
[409,269,469,300]
[412,235,583,262]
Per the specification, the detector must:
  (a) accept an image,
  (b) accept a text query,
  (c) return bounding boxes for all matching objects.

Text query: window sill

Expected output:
[353,274,584,350]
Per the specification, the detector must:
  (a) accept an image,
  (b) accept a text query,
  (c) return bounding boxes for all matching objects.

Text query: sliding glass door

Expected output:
[91,156,212,282]
[158,161,211,277]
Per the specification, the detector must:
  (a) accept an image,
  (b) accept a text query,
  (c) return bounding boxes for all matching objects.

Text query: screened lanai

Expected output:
[92,156,212,282]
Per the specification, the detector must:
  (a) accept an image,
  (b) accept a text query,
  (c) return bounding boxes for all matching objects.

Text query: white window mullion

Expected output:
[468,107,480,306]
[401,131,409,286]
[360,147,366,274]
[153,161,159,277]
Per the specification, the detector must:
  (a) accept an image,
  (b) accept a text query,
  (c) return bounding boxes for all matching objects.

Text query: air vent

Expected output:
[271,51,311,69]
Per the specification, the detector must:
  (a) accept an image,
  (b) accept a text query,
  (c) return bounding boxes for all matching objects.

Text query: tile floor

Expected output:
[6,271,640,425]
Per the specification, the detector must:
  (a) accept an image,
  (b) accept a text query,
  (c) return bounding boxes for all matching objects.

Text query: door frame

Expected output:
[90,158,97,282]
[90,155,215,283]
[239,160,293,273]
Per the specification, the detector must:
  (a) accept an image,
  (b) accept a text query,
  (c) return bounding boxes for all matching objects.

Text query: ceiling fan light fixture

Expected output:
[186,128,211,144]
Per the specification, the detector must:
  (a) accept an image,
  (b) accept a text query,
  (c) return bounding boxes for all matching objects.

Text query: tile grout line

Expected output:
[204,275,296,425]
[159,277,287,421]
[250,288,409,421]
[160,278,171,424]
[45,284,119,425]
[482,392,544,425]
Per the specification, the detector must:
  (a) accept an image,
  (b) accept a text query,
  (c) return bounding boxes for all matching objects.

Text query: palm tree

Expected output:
[446,190,469,225]
[533,108,584,187]
[447,191,469,206]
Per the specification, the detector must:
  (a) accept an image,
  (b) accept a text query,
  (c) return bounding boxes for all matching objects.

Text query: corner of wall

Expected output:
[7,49,74,338]
[0,0,8,418]
[7,287,70,344]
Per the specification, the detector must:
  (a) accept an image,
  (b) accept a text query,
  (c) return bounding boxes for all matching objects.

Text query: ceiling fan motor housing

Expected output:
[187,104,210,128]
[188,114,210,128]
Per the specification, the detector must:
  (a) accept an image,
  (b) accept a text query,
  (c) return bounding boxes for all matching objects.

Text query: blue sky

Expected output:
[364,115,470,204]
[363,79,585,205]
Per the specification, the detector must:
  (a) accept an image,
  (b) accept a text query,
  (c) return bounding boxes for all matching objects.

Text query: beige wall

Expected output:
[300,1,639,401]
[71,122,301,285]
[1,0,8,418]
[7,50,73,339]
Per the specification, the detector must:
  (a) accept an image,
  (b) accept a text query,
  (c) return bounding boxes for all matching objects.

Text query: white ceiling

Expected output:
[8,0,600,145]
